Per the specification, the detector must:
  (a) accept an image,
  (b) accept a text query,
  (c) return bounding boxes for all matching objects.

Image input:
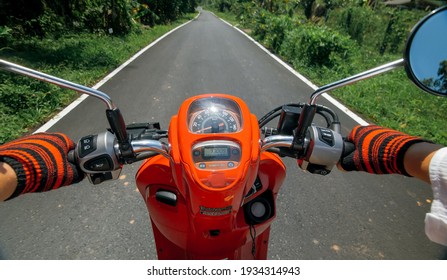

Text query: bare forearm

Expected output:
[0,162,18,201]
[403,142,443,184]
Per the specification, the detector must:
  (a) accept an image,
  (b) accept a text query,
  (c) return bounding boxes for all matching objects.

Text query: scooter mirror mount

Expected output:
[0,59,132,159]
[1,5,446,153]
[306,5,447,105]
[293,6,447,148]
[305,5,447,106]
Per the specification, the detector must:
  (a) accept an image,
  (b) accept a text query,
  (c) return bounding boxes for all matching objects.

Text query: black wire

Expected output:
[316,104,339,123]
[258,103,305,127]
[316,110,332,128]
[258,105,283,126]
[258,103,340,131]
[250,224,257,258]
[258,111,282,128]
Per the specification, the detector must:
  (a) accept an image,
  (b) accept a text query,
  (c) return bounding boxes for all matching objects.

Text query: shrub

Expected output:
[379,8,426,55]
[326,6,385,47]
[280,24,354,68]
[262,15,295,53]
[326,6,427,55]
[232,2,257,27]
[253,10,272,41]
[0,26,12,47]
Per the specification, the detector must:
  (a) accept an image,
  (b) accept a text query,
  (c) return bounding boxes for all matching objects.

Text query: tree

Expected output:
[137,0,197,24]
[435,60,447,93]
[0,0,197,39]
[421,60,447,94]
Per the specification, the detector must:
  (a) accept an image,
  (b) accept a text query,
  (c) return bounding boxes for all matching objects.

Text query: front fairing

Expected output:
[135,94,287,259]
[169,94,260,216]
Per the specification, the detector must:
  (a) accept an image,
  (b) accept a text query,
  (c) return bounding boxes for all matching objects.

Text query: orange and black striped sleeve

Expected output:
[0,133,84,199]
[341,125,426,176]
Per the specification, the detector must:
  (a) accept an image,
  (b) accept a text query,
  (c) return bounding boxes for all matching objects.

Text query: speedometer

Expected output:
[190,109,240,133]
[187,97,243,134]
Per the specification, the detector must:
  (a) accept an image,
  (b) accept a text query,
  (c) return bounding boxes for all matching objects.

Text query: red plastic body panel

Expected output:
[135,94,287,259]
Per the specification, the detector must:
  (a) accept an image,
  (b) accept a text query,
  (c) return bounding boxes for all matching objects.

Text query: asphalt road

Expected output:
[0,11,446,260]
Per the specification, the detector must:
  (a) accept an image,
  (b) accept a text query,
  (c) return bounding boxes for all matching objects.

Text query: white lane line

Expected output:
[216,15,369,126]
[35,12,201,133]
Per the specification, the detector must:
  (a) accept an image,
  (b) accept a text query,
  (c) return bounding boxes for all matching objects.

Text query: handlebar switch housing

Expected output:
[74,131,122,184]
[298,126,343,175]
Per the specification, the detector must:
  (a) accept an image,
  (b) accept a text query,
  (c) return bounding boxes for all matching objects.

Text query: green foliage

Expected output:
[298,0,317,18]
[216,1,447,144]
[378,8,426,55]
[0,72,76,143]
[216,0,234,12]
[330,69,447,145]
[326,5,426,55]
[134,3,159,27]
[106,0,135,35]
[0,0,197,41]
[232,1,257,26]
[280,24,354,68]
[252,9,271,41]
[0,13,197,144]
[326,6,385,46]
[0,26,12,47]
[0,0,198,142]
[262,15,295,53]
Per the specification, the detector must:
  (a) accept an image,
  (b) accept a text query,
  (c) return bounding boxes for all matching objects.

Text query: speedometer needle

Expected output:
[196,122,225,133]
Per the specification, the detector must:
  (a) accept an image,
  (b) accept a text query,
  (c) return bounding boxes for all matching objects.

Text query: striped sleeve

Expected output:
[349,125,425,176]
[0,133,81,199]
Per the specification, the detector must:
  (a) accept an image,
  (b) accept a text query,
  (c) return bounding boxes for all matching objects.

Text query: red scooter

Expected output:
[1,6,446,259]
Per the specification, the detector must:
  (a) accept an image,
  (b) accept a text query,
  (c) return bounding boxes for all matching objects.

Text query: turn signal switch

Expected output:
[298,126,343,175]
[72,131,123,184]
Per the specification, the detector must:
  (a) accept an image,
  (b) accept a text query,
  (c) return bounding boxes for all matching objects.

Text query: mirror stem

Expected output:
[0,59,134,160]
[309,58,405,105]
[0,59,116,110]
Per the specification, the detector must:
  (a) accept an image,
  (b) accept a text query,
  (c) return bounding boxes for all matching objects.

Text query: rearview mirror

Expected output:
[405,5,447,96]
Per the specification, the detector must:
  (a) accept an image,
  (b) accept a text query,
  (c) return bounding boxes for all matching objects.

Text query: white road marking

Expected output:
[216,14,369,126]
[35,13,201,133]
[36,11,368,133]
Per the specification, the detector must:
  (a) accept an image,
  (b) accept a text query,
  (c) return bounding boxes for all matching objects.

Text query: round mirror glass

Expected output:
[406,6,447,96]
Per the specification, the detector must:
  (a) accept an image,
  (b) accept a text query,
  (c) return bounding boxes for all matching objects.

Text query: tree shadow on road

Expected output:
[0,246,5,260]
[440,248,447,260]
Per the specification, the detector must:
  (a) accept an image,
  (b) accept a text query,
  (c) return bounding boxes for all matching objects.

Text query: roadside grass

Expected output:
[211,10,239,26]
[3,8,446,145]
[210,8,447,145]
[0,13,197,144]
[285,44,447,145]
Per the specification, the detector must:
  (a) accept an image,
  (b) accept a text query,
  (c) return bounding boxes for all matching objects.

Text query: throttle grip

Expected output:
[338,140,356,171]
[342,140,356,158]
[68,150,76,164]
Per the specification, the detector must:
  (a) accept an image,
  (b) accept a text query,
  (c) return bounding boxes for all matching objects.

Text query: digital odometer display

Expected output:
[203,147,230,159]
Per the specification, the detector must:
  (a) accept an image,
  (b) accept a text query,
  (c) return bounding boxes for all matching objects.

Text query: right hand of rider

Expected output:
[339,125,427,176]
[0,133,84,199]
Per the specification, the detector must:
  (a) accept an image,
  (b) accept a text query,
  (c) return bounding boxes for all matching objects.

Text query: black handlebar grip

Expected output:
[342,141,355,158]
[68,150,76,164]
